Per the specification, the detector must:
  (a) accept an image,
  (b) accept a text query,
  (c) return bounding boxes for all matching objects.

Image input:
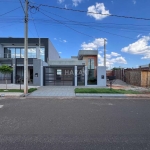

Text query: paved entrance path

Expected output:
[28,86,76,97]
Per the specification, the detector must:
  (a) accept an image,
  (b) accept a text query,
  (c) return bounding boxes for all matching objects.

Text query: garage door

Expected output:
[44,67,74,86]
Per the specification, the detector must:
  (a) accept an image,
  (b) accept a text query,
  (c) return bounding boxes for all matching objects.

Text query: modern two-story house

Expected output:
[0,37,106,87]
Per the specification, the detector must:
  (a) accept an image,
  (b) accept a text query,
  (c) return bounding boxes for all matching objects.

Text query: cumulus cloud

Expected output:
[63,40,67,43]
[121,36,150,59]
[133,0,136,4]
[81,38,105,50]
[98,52,127,68]
[80,38,127,68]
[58,0,64,4]
[110,52,120,57]
[87,3,110,20]
[72,0,83,7]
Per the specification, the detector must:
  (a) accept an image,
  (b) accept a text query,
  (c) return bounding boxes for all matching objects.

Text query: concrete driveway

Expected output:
[28,86,76,97]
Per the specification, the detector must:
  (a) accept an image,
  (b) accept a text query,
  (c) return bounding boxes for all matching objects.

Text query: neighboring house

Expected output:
[0,37,106,87]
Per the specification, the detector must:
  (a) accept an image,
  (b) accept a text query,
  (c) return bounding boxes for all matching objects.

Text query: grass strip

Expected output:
[0,88,37,93]
[75,88,140,94]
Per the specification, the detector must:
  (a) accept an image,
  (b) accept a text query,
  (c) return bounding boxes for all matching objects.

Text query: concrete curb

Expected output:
[75,93,150,98]
[0,93,23,97]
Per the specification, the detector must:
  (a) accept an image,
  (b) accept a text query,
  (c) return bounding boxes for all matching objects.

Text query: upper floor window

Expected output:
[40,48,45,61]
[28,48,36,58]
[88,58,94,69]
[4,47,45,61]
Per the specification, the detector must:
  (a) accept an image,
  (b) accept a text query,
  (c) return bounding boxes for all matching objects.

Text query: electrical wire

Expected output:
[29,3,150,21]
[39,10,94,38]
[19,0,25,14]
[39,9,137,40]
[29,12,39,37]
[0,7,21,17]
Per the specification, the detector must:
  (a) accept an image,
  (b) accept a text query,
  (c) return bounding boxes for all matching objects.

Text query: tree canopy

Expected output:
[0,65,13,76]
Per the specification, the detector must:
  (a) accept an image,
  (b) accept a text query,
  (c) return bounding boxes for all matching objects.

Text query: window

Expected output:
[11,48,15,58]
[57,69,62,75]
[4,48,15,58]
[21,48,24,58]
[16,48,20,58]
[28,48,36,58]
[4,47,37,59]
[87,58,97,85]
[88,58,94,69]
[40,48,45,61]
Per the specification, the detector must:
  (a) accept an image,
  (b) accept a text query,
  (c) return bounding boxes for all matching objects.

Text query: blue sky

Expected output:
[0,0,150,69]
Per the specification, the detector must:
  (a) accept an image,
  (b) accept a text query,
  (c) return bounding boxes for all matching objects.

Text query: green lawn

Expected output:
[75,88,140,94]
[0,88,37,93]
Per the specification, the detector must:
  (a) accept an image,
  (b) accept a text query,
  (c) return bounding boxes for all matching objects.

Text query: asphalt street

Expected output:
[0,97,150,150]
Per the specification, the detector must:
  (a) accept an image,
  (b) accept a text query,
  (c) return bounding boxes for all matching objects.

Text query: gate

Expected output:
[44,66,74,86]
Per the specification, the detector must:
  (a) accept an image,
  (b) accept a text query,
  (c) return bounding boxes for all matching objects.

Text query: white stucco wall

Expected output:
[97,66,106,87]
[48,40,59,60]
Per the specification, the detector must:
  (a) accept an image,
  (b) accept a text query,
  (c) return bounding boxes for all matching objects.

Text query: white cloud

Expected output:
[133,0,136,4]
[65,4,68,9]
[110,52,120,57]
[63,40,67,43]
[58,0,64,4]
[72,0,83,7]
[59,52,62,54]
[81,38,106,50]
[98,53,127,68]
[137,34,141,38]
[54,38,67,43]
[80,39,127,68]
[87,3,110,20]
[121,36,150,59]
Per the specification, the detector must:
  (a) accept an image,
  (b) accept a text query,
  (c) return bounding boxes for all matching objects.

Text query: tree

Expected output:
[112,67,121,70]
[0,65,13,90]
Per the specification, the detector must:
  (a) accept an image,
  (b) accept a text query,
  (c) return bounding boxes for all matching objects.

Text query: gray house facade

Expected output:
[0,37,106,87]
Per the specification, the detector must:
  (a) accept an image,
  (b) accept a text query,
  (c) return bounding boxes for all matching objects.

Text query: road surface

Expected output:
[0,97,150,150]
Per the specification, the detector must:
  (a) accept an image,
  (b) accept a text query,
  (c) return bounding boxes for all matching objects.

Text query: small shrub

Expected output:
[28,88,37,93]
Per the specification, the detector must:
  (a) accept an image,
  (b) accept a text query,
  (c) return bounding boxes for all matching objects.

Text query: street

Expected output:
[0,97,150,150]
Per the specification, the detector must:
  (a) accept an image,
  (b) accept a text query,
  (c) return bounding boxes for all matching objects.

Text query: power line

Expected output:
[39,9,137,40]
[29,3,150,21]
[27,18,150,32]
[29,12,39,37]
[39,10,94,38]
[19,0,25,14]
[0,7,21,17]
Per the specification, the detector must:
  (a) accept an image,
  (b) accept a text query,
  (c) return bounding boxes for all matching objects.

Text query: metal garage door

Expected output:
[44,67,74,86]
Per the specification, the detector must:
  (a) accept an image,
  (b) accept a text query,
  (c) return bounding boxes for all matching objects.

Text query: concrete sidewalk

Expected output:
[0,84,39,97]
[0,82,150,98]
[0,84,39,89]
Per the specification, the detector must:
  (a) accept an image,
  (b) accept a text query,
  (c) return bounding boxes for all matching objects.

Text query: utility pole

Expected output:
[24,0,28,94]
[39,38,40,59]
[104,39,106,66]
